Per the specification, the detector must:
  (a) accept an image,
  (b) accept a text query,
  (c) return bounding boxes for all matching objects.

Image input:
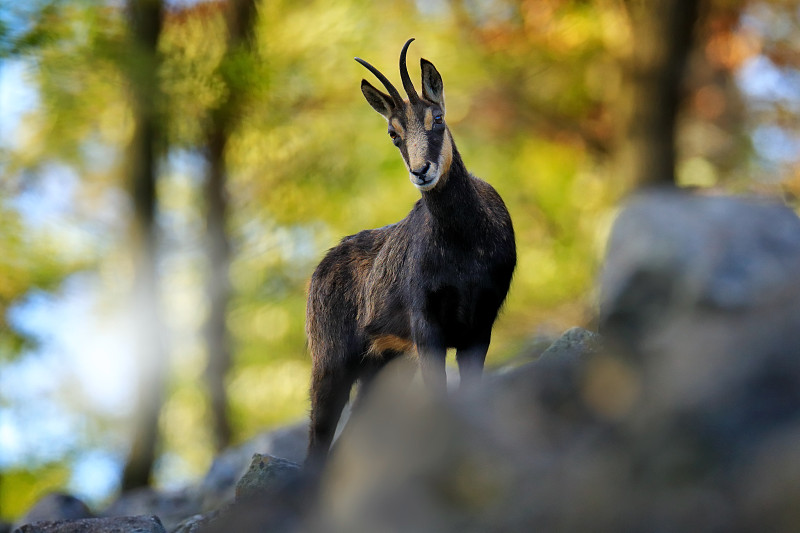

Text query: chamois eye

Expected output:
[433,114,443,125]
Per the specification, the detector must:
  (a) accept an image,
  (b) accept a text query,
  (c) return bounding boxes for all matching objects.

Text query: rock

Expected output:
[200,422,306,510]
[311,292,800,533]
[234,454,301,501]
[170,512,218,533]
[101,488,201,533]
[313,332,609,533]
[201,474,313,533]
[13,494,92,531]
[599,190,800,446]
[13,515,165,533]
[600,190,800,359]
[536,326,602,364]
[490,326,604,416]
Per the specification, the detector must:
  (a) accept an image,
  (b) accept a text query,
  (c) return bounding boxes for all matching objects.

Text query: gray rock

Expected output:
[600,190,800,357]
[14,515,165,533]
[200,422,306,510]
[234,454,301,501]
[311,335,618,533]
[201,474,313,533]
[169,512,218,533]
[489,327,604,416]
[13,494,92,531]
[599,190,800,437]
[101,489,200,533]
[537,326,603,364]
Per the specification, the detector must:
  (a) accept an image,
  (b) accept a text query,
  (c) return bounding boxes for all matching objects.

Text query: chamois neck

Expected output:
[421,141,479,233]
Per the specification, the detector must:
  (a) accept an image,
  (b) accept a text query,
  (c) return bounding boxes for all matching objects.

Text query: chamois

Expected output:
[305,39,516,467]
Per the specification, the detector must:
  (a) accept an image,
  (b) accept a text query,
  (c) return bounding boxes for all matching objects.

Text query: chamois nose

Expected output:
[411,163,431,177]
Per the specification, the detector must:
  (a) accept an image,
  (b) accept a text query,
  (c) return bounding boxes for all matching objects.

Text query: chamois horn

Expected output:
[399,38,419,103]
[355,55,404,109]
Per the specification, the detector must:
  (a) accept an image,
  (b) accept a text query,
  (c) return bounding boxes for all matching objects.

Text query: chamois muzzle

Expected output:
[410,162,437,190]
[410,163,430,177]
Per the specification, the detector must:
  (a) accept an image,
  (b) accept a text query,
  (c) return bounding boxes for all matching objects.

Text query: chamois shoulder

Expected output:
[470,175,513,221]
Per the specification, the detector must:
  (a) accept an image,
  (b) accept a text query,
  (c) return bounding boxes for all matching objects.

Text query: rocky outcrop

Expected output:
[599,189,800,468]
[9,424,308,533]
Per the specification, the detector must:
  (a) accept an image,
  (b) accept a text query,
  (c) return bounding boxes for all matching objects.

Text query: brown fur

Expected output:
[369,334,415,354]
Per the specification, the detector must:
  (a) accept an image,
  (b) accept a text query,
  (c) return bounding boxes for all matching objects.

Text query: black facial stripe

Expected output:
[426,129,445,163]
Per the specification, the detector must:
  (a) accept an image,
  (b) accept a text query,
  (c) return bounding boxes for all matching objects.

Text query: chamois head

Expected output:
[356,38,451,192]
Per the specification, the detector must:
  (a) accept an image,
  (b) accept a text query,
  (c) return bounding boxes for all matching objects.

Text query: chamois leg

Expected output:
[351,358,386,412]
[414,323,447,391]
[419,347,446,391]
[327,355,396,458]
[351,351,407,411]
[306,363,355,470]
[456,341,489,390]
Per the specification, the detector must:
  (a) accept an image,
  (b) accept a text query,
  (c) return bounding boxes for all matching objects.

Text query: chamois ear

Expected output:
[420,58,444,112]
[361,79,395,119]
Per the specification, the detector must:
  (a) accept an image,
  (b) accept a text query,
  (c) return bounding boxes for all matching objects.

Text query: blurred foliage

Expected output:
[1,0,800,520]
[0,463,71,519]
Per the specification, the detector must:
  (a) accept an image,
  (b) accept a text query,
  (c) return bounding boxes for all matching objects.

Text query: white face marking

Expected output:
[408,129,453,192]
[395,105,450,192]
[424,108,433,131]
[410,128,451,191]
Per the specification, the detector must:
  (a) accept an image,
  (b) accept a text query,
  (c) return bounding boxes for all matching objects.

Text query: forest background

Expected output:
[1,0,799,520]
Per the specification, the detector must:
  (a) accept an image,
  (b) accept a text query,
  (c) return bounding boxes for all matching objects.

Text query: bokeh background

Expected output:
[1,0,799,520]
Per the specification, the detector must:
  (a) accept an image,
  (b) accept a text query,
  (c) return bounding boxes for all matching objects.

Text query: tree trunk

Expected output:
[616,0,701,187]
[121,0,166,491]
[204,0,259,452]
[205,122,234,452]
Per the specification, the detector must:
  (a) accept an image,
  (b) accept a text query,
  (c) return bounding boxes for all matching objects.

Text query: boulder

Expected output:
[100,488,200,533]
[314,327,609,533]
[13,515,165,533]
[600,190,800,361]
[234,454,302,501]
[490,326,604,415]
[13,494,92,531]
[170,512,218,533]
[200,422,306,510]
[599,190,800,446]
